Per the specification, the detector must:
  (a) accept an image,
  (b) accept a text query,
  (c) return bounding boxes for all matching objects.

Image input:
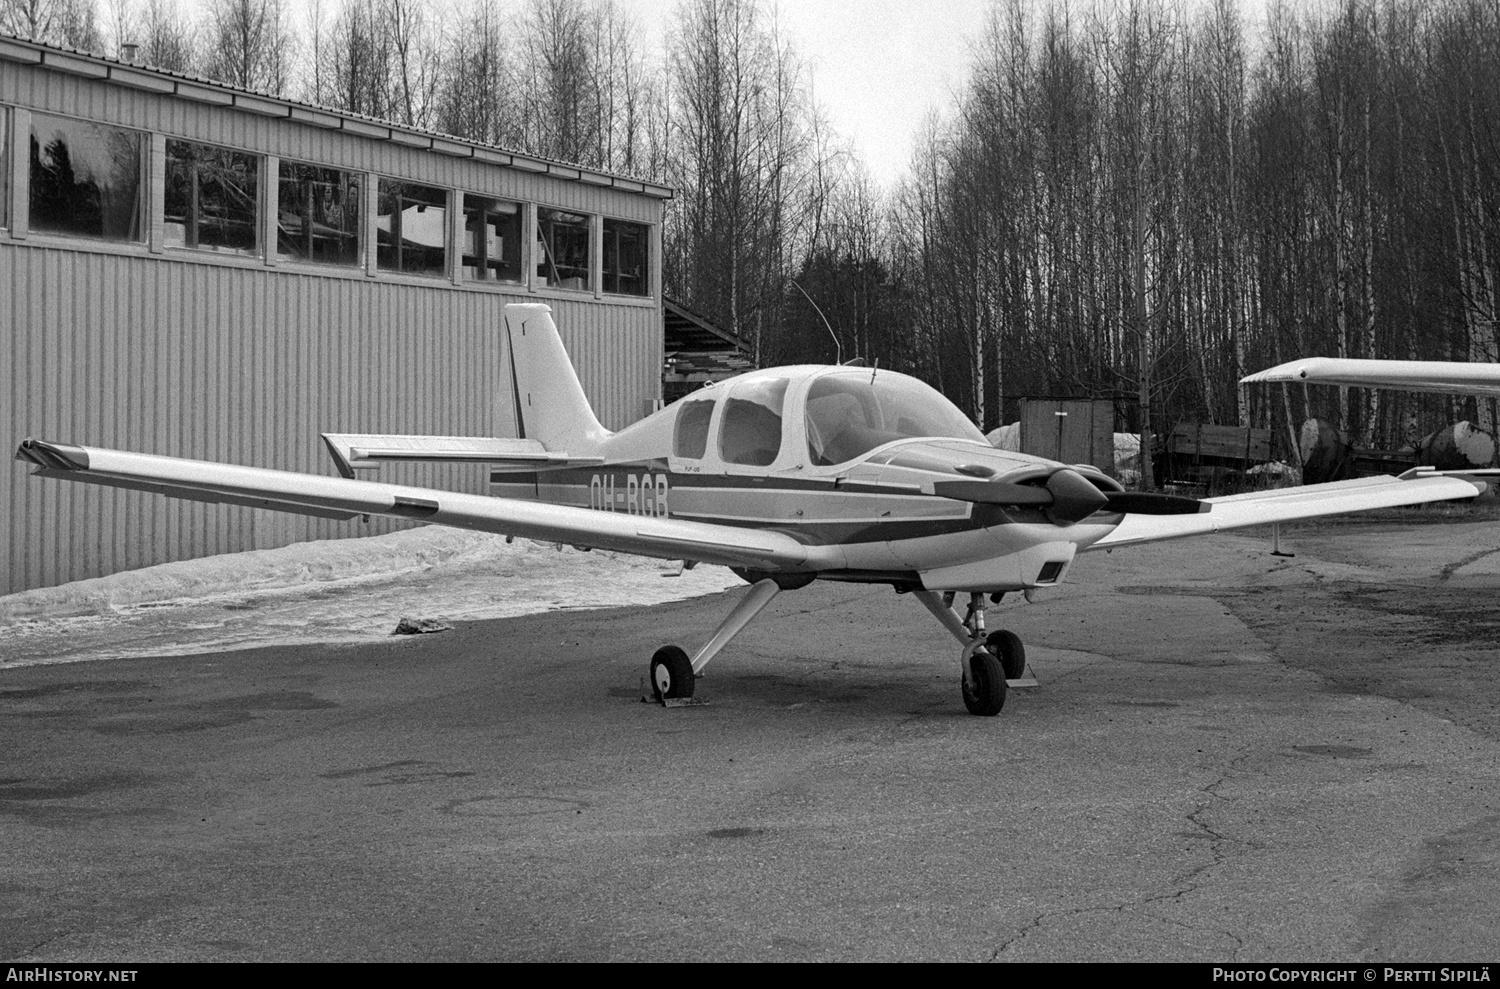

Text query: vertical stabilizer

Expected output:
[503,304,611,454]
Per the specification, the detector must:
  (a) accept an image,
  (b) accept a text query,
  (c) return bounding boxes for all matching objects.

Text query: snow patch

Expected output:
[0,528,742,669]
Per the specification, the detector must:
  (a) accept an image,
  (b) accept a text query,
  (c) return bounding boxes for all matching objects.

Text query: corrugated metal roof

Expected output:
[0,32,673,200]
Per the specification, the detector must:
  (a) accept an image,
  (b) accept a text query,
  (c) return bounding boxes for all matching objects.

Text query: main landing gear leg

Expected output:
[912,590,1027,717]
[649,578,782,703]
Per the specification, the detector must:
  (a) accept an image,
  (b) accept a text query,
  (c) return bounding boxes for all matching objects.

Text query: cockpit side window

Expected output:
[718,378,789,467]
[673,398,715,459]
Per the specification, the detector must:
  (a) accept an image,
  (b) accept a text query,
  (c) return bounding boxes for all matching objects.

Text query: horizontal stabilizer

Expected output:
[321,433,603,479]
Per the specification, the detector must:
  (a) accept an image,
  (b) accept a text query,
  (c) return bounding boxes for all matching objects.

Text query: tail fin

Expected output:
[502,304,611,455]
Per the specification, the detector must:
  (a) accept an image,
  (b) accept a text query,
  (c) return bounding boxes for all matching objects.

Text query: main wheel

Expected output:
[985,629,1026,680]
[961,649,1007,716]
[650,645,695,702]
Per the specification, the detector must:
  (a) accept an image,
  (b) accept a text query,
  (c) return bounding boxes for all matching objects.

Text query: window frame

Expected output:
[27,110,147,245]
[276,159,362,268]
[602,216,650,297]
[461,193,524,285]
[163,137,261,257]
[535,205,593,292]
[376,177,449,278]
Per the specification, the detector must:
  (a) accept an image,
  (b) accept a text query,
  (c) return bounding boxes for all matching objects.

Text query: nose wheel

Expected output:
[913,589,1028,716]
[961,642,1007,716]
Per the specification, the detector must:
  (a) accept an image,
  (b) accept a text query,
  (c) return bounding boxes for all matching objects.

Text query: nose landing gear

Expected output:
[914,590,1027,716]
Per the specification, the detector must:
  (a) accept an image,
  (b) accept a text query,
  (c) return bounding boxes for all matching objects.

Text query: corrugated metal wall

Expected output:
[1,49,664,595]
[1,243,660,594]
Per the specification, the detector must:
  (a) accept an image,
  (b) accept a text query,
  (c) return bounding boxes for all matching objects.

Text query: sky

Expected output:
[621,0,994,189]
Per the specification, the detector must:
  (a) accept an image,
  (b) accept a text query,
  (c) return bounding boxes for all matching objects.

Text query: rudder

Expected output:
[502,304,611,455]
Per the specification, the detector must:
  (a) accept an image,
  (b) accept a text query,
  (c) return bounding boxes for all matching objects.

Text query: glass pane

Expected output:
[277,161,360,266]
[462,195,522,283]
[377,180,447,276]
[29,112,144,241]
[164,140,259,255]
[673,398,715,459]
[0,107,8,229]
[719,378,789,467]
[603,218,649,296]
[805,372,986,466]
[536,207,590,290]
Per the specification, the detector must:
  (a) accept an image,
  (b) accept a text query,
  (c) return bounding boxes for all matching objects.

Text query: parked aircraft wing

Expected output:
[1241,357,1500,398]
[320,433,603,478]
[1085,471,1487,551]
[15,440,816,571]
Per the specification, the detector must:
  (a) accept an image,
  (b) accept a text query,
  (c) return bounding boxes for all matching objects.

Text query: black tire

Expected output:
[650,645,695,701]
[961,649,1007,716]
[985,629,1026,680]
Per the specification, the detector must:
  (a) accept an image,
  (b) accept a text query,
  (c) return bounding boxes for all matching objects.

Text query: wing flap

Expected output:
[17,439,814,570]
[321,433,603,478]
[1085,472,1485,551]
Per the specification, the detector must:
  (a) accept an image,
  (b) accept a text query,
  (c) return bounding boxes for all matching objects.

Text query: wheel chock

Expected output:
[639,677,709,707]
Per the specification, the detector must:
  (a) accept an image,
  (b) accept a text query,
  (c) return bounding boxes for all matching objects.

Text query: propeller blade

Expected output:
[931,468,1109,525]
[1103,491,1209,515]
[930,479,1053,505]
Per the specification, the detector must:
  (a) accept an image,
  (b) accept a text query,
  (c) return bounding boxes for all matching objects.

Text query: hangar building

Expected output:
[0,35,669,596]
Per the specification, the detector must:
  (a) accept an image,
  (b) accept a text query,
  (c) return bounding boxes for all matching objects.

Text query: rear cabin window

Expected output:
[719,378,789,467]
[673,398,715,459]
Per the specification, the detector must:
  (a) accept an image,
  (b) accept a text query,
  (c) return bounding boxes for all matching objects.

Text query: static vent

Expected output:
[1036,560,1066,584]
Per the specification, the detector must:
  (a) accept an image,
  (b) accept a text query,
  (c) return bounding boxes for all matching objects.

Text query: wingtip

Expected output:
[15,438,90,471]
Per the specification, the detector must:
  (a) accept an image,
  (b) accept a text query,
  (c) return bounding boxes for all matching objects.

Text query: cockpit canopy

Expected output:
[671,368,985,470]
[804,371,986,465]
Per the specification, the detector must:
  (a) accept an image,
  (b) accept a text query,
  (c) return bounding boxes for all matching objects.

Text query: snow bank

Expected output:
[0,528,743,668]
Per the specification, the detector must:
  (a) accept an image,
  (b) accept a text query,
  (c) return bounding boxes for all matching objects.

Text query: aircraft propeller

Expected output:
[932,468,1209,524]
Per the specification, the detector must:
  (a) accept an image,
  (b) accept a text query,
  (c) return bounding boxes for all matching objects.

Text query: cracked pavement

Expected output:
[2,514,1499,960]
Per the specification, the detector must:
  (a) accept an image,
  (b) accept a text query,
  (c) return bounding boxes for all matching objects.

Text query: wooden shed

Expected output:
[0,35,670,594]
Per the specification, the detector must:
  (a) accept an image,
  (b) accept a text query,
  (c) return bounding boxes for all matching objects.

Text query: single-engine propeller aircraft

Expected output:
[15,306,1495,716]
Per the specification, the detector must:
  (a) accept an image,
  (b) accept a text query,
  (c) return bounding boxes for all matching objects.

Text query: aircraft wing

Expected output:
[15,440,814,571]
[1241,357,1500,398]
[1085,471,1487,551]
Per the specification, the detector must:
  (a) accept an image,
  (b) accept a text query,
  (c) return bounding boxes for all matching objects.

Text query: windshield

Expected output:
[805,372,985,467]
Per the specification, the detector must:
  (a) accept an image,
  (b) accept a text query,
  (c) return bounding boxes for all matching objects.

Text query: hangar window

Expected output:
[0,106,8,230]
[277,161,360,266]
[674,397,716,459]
[463,196,522,283]
[29,112,144,242]
[377,180,447,276]
[603,219,649,296]
[536,207,590,290]
[164,140,259,255]
[719,378,789,467]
